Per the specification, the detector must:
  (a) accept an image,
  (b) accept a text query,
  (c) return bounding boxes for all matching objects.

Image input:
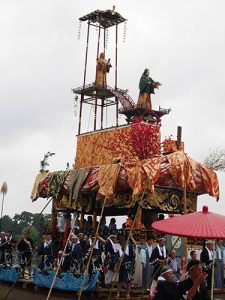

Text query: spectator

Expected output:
[189,250,197,261]
[167,249,181,281]
[99,217,108,234]
[108,218,117,234]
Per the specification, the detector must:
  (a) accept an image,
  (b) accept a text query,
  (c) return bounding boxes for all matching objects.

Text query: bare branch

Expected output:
[204,148,225,171]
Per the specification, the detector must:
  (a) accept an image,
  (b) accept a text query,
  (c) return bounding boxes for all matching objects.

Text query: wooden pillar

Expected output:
[78,20,90,135]
[177,126,182,150]
[94,22,101,131]
[51,200,58,236]
[101,99,104,129]
[134,207,142,230]
[115,23,119,126]
[80,210,84,230]
[183,180,188,261]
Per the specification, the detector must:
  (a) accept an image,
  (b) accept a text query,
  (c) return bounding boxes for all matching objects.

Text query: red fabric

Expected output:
[81,167,99,193]
[37,154,219,200]
[152,206,225,239]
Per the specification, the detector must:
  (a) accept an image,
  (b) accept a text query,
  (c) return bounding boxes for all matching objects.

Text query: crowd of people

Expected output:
[0,217,225,299]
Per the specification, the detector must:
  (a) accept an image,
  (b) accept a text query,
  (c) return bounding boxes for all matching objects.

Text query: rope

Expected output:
[3,198,53,300]
[46,214,77,300]
[77,196,107,300]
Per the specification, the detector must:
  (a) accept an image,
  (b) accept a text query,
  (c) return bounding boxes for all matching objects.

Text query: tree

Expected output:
[0,215,13,232]
[204,148,225,171]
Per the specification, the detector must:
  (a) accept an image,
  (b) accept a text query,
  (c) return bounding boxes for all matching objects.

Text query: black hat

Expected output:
[187,259,201,271]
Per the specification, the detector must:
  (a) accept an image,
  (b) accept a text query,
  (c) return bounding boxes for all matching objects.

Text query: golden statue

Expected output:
[95,52,112,87]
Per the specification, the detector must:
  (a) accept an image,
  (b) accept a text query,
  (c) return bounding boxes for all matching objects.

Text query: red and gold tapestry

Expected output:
[97,163,121,202]
[125,157,161,197]
[75,124,161,168]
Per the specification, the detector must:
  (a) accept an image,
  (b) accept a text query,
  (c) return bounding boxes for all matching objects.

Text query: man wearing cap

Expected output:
[150,237,168,281]
[200,240,214,289]
[177,259,210,300]
[139,236,154,291]
[151,267,177,299]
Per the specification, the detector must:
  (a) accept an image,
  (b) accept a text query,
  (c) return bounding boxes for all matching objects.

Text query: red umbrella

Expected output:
[152,206,225,240]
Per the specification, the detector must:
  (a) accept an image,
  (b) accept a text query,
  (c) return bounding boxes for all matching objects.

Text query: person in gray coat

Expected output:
[139,236,154,290]
[214,239,225,288]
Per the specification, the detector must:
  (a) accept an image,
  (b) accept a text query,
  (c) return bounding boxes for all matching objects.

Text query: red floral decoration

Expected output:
[106,118,161,162]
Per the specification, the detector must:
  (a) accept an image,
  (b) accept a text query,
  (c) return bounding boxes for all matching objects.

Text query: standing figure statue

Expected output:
[137,68,161,111]
[95,52,112,87]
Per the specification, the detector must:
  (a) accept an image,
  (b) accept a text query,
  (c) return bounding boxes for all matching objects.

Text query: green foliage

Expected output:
[0,215,13,231]
[0,211,51,245]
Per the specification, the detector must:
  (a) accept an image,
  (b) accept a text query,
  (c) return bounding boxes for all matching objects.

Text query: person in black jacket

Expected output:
[150,237,168,280]
[1,230,17,265]
[104,234,118,286]
[151,267,177,300]
[78,233,88,258]
[68,234,83,274]
[115,239,135,298]
[18,231,33,276]
[104,234,118,271]
[0,231,7,264]
[177,259,210,300]
[38,233,56,271]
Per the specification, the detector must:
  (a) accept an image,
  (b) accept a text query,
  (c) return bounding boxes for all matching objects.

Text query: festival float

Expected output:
[0,7,221,300]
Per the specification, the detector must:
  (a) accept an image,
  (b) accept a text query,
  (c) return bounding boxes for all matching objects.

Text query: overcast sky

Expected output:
[1,0,225,220]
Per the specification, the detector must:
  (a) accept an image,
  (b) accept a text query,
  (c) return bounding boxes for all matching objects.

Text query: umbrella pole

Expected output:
[210,241,215,300]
